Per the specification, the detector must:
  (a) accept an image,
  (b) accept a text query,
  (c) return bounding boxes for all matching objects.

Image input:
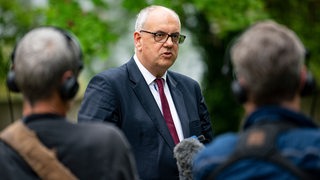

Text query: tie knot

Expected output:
[155,78,164,88]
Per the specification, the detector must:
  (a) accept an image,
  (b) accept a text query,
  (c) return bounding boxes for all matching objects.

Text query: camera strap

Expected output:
[0,121,77,180]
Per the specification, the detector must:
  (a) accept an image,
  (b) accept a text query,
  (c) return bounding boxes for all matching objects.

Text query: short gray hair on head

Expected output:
[231,20,305,105]
[13,27,82,104]
[134,5,180,31]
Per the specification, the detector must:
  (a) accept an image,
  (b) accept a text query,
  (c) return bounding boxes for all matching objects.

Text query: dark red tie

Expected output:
[155,78,179,144]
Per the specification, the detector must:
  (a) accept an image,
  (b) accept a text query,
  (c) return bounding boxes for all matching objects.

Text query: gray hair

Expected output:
[13,27,82,103]
[231,20,305,105]
[134,5,181,31]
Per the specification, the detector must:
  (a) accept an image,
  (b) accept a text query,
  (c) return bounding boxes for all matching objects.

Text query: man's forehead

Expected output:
[144,12,180,31]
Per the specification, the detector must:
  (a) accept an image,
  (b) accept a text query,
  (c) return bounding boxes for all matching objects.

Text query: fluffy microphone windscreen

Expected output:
[174,137,205,180]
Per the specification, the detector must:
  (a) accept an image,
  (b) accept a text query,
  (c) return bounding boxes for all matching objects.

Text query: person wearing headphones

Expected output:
[0,27,139,179]
[193,20,319,179]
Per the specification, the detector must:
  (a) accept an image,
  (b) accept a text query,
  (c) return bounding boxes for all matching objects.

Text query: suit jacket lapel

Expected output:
[126,58,176,148]
[167,72,190,138]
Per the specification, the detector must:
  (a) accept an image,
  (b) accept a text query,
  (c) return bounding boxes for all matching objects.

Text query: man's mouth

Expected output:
[162,52,172,57]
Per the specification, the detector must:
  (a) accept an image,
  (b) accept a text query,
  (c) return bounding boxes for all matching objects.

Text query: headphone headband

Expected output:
[7,26,83,100]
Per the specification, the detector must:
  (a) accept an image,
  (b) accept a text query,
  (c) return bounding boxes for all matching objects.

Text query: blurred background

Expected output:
[1,0,319,135]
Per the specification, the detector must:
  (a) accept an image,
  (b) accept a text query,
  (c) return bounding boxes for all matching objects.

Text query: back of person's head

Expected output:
[9,27,83,104]
[231,20,305,105]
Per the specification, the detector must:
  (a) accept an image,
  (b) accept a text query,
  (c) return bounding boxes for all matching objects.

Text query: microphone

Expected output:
[174,135,205,180]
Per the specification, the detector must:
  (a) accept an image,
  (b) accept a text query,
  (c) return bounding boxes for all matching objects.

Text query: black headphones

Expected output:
[222,50,316,104]
[221,21,318,104]
[6,27,83,100]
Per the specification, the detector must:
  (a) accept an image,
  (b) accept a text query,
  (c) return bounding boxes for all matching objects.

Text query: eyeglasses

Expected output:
[140,30,186,44]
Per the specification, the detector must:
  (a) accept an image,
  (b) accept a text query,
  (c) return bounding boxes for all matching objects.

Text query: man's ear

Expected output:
[134,31,143,51]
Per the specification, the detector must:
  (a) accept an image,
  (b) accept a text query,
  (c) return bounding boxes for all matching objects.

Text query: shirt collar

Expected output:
[22,113,64,124]
[133,54,167,84]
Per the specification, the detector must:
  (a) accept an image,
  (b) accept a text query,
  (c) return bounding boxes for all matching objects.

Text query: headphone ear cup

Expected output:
[6,70,20,93]
[300,71,316,96]
[231,80,247,104]
[60,77,79,100]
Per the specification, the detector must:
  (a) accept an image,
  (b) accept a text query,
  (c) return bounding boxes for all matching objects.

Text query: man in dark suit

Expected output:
[78,5,213,180]
[0,27,138,179]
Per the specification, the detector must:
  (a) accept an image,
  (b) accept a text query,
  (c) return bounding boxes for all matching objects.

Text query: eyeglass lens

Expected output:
[154,32,185,44]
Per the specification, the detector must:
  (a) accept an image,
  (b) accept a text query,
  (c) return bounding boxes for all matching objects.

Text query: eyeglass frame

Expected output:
[139,30,186,44]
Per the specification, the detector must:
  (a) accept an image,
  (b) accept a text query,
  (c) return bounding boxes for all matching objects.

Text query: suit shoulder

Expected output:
[86,64,128,89]
[95,63,127,79]
[168,71,201,89]
[168,71,198,83]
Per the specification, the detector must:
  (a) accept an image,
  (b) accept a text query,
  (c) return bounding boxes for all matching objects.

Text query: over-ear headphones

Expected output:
[60,76,80,100]
[56,27,83,100]
[222,37,316,104]
[6,43,20,93]
[226,58,317,104]
[300,71,316,97]
[6,26,83,100]
[221,36,248,104]
[231,80,247,104]
[6,69,20,93]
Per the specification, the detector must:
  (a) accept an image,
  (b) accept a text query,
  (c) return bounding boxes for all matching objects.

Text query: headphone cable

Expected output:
[310,89,318,120]
[7,88,15,123]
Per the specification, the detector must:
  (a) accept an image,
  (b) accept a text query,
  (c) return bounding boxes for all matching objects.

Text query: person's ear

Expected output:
[134,31,143,51]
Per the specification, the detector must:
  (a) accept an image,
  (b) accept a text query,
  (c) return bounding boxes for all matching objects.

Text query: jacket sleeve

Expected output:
[196,83,214,143]
[78,73,119,125]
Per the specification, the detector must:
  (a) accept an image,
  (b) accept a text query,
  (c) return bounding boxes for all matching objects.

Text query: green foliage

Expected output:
[44,0,117,75]
[0,0,319,134]
[0,0,119,82]
[190,0,268,38]
[265,0,320,84]
[0,0,43,97]
[151,0,268,135]
[122,0,148,13]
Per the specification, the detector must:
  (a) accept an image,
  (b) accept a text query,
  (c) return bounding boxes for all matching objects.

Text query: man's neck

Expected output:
[244,94,301,116]
[23,93,69,117]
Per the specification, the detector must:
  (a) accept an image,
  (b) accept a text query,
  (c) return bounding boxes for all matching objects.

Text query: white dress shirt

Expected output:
[133,54,184,141]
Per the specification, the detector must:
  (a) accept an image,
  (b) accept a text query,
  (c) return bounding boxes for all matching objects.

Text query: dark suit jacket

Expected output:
[78,57,213,180]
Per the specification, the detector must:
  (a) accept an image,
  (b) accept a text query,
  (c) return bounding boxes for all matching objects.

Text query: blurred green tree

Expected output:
[0,0,319,134]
